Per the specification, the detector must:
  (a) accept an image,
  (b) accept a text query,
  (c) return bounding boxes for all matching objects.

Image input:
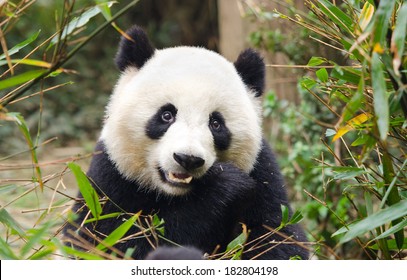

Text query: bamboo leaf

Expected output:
[380,159,407,209]
[340,200,407,244]
[226,224,249,259]
[358,2,375,32]
[152,213,165,236]
[0,59,52,68]
[373,219,407,241]
[371,52,389,141]
[0,208,25,237]
[331,67,362,85]
[0,30,40,60]
[316,68,329,82]
[21,222,53,258]
[84,212,122,224]
[29,248,55,260]
[307,56,326,66]
[94,0,115,20]
[226,230,248,252]
[341,74,366,123]
[332,167,367,180]
[369,238,407,250]
[62,246,104,260]
[7,113,31,141]
[333,112,373,141]
[317,0,353,32]
[51,4,109,45]
[300,77,317,89]
[372,0,396,46]
[280,204,289,226]
[390,1,407,75]
[288,210,304,225]
[0,236,19,259]
[6,113,43,190]
[351,133,374,147]
[332,221,358,237]
[95,212,140,252]
[95,1,128,38]
[68,162,102,220]
[0,70,47,90]
[365,191,373,216]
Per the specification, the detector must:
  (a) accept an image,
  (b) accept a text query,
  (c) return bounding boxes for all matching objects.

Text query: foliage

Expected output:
[249,0,407,259]
[0,1,143,150]
[0,0,141,260]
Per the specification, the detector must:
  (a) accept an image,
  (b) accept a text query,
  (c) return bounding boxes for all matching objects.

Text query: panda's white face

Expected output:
[101,47,262,196]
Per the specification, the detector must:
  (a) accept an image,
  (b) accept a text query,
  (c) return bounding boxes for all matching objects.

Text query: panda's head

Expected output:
[101,26,265,196]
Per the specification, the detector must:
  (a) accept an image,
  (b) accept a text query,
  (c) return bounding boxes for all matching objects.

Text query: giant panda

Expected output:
[63,25,308,260]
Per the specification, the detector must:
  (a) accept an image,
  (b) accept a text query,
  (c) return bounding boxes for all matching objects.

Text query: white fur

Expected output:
[101,47,262,195]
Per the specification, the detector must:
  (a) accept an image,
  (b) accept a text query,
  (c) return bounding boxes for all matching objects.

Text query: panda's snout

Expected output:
[173,153,205,171]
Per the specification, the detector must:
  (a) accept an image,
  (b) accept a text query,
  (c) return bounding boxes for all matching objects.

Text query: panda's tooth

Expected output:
[168,172,177,181]
[168,172,193,184]
[184,176,193,184]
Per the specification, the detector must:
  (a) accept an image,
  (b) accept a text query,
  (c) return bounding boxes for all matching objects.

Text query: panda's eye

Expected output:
[161,111,174,123]
[210,119,222,131]
[209,111,231,151]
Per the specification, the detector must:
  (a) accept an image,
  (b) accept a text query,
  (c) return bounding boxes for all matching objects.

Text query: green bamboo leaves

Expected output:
[369,0,394,142]
[340,200,407,245]
[67,162,102,220]
[372,0,396,46]
[317,0,353,34]
[67,163,141,254]
[0,30,40,61]
[371,52,389,141]
[95,212,140,252]
[391,2,407,76]
[6,113,43,190]
[0,70,48,91]
[282,0,407,258]
[50,2,115,45]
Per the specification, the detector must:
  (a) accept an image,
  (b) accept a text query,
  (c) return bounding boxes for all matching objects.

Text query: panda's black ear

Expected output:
[234,49,265,97]
[115,25,155,71]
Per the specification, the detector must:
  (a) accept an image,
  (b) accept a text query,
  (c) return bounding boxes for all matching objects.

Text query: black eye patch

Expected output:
[209,111,231,151]
[146,103,177,139]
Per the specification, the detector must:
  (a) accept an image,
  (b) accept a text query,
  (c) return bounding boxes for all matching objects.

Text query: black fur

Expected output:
[209,111,231,151]
[234,49,265,97]
[244,139,308,259]
[64,140,308,260]
[115,26,155,71]
[146,103,178,139]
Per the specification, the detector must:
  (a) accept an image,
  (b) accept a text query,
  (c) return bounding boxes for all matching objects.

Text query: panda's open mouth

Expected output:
[158,168,193,187]
[168,172,193,184]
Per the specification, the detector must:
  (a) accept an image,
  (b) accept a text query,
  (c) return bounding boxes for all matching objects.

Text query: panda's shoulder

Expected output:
[252,139,283,175]
[250,139,288,198]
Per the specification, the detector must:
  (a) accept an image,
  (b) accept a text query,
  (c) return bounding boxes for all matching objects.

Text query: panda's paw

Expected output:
[197,162,256,201]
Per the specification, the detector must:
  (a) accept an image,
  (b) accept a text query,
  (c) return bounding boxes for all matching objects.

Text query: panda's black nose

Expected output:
[173,153,205,171]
